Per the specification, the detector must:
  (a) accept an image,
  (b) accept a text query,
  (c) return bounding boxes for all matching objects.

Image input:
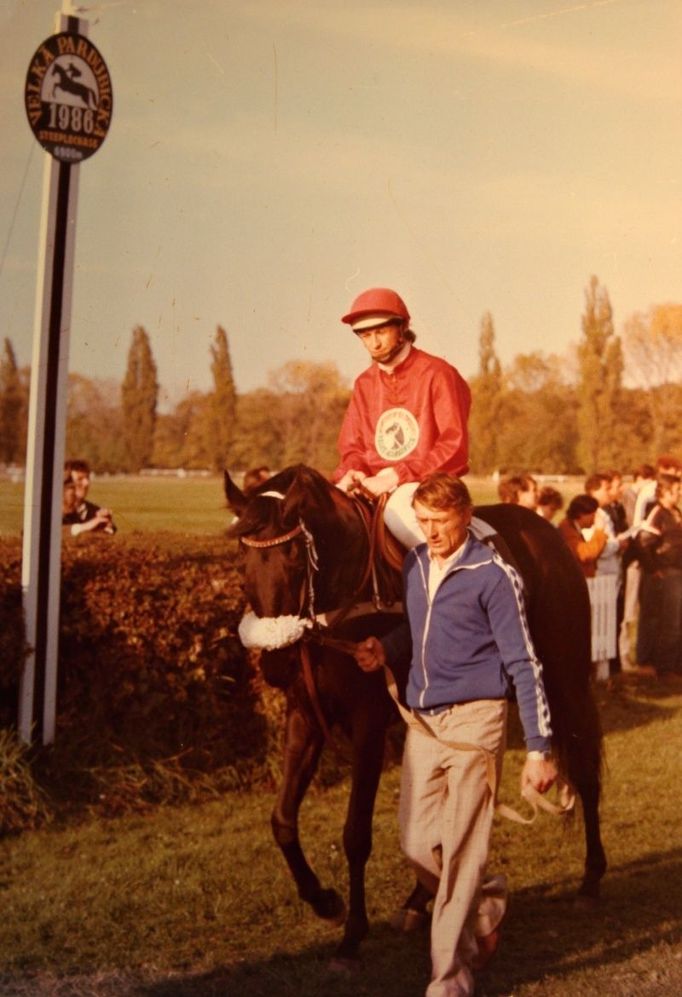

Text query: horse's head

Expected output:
[225,465,364,663]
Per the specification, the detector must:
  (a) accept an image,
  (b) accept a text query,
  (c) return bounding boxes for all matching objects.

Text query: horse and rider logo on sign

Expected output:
[25,32,113,163]
[375,407,420,462]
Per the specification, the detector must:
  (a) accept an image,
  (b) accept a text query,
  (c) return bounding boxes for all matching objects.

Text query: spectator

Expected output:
[558,495,607,578]
[621,464,655,528]
[604,470,628,535]
[64,459,116,534]
[584,472,630,674]
[62,475,114,537]
[633,455,682,525]
[619,464,655,669]
[636,474,682,676]
[242,466,271,495]
[537,486,564,523]
[498,473,539,511]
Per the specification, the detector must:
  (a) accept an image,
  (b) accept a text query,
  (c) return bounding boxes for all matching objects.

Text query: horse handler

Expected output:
[354,472,557,997]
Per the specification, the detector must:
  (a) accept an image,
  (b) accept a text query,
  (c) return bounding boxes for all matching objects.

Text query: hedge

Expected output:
[0,534,287,826]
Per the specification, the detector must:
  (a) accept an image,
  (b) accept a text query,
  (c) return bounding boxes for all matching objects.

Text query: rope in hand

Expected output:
[317,633,575,825]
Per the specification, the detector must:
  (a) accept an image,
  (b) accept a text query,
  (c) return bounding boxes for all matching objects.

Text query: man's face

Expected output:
[518,480,538,510]
[608,476,622,502]
[62,482,77,515]
[71,469,90,501]
[591,481,610,507]
[413,499,472,563]
[355,322,403,363]
[660,482,681,508]
[576,511,597,530]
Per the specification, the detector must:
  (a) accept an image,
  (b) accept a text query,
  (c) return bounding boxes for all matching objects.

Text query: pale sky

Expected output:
[1,0,680,407]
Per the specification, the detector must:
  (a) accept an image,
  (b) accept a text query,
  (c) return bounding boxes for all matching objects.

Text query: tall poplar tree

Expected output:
[121,326,158,472]
[0,338,25,463]
[469,312,503,473]
[576,276,624,472]
[208,325,237,471]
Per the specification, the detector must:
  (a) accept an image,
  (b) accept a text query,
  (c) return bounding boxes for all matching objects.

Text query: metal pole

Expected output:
[19,10,86,745]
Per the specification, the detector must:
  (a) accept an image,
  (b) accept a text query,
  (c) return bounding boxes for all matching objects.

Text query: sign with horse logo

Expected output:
[24,32,113,163]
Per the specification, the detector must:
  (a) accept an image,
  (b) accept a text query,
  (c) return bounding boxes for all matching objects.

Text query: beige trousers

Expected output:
[399,699,508,997]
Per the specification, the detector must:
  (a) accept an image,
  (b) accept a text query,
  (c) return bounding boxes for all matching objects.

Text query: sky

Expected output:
[1,0,681,408]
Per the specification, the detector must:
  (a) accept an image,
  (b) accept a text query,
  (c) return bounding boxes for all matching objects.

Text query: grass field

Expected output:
[1,676,681,996]
[0,474,583,537]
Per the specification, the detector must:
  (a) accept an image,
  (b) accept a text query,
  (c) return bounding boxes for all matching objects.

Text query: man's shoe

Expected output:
[472,924,502,971]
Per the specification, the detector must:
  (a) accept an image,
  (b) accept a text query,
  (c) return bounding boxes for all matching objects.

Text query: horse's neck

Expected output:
[314,504,370,611]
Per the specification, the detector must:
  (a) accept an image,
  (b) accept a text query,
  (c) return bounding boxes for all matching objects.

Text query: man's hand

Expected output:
[336,470,367,493]
[521,754,557,795]
[360,468,399,496]
[353,637,386,672]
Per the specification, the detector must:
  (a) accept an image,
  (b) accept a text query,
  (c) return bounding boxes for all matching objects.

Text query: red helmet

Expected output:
[341,287,410,330]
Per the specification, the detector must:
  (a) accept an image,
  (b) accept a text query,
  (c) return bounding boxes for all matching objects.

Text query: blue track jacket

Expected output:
[382,533,553,752]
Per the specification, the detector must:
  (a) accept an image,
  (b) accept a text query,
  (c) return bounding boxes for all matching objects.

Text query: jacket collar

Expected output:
[413,531,494,576]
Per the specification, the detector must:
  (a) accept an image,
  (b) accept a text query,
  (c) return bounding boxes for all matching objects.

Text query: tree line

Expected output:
[1,276,681,477]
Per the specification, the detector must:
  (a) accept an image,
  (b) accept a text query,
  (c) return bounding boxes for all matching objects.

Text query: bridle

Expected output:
[237,488,388,752]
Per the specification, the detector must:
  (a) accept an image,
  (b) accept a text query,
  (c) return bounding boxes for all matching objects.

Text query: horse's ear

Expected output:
[224,470,247,515]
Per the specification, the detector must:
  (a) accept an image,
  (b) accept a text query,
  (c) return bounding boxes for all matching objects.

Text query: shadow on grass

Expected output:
[501,676,682,754]
[131,849,682,997]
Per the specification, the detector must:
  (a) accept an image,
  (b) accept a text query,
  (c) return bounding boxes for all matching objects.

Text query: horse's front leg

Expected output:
[334,710,387,960]
[271,699,345,923]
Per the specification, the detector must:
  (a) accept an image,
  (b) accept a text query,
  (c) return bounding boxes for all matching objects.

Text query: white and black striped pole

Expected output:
[20,6,113,744]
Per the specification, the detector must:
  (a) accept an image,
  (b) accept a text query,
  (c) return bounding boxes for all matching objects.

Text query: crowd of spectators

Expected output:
[499,457,682,681]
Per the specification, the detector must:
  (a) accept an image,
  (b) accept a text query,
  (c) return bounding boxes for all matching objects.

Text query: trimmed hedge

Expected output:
[0,533,285,824]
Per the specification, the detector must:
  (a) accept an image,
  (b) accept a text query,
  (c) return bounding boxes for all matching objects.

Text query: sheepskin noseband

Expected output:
[238,610,312,651]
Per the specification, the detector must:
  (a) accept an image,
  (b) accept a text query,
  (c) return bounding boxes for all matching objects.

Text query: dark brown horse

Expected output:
[224,464,606,960]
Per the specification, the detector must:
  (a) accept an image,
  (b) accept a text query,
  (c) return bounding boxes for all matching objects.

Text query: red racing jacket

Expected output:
[332,347,471,486]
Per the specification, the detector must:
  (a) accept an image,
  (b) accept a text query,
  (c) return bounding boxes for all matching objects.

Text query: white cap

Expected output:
[350,314,397,332]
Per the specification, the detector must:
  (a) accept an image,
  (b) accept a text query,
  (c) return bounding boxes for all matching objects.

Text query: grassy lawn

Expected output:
[1,676,681,996]
[0,475,583,537]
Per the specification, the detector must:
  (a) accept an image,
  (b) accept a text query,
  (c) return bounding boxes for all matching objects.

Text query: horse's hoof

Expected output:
[328,956,356,975]
[574,888,600,907]
[313,887,346,925]
[390,906,430,932]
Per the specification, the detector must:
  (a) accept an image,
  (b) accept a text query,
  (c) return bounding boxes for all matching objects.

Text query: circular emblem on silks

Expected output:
[24,32,113,163]
[375,407,420,461]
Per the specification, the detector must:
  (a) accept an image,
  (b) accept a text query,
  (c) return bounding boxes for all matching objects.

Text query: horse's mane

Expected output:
[227,464,340,540]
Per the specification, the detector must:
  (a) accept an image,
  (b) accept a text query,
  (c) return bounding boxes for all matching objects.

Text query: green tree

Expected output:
[468,312,503,473]
[266,361,349,473]
[66,373,126,472]
[208,326,237,472]
[495,353,579,473]
[121,326,159,472]
[623,304,682,458]
[576,276,625,472]
[232,388,286,470]
[0,338,26,464]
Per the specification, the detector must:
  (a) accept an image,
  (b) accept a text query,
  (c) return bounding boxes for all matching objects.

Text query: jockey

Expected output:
[332,287,472,548]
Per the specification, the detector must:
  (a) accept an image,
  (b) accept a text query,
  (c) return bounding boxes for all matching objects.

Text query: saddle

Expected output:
[351,491,406,608]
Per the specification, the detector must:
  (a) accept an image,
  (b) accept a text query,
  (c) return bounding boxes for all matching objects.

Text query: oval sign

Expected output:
[24,32,113,164]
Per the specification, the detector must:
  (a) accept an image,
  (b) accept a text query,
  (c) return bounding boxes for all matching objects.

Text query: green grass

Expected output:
[1,676,681,996]
[0,476,232,536]
[0,475,583,537]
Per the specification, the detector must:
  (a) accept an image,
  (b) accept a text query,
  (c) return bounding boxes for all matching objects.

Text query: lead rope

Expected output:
[381,665,575,824]
[313,628,575,825]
